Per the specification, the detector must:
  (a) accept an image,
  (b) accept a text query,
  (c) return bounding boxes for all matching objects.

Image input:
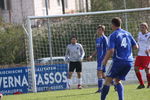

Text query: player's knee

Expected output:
[102,76,106,79]
[97,75,103,78]
[104,77,113,85]
[77,72,82,77]
[134,67,139,72]
[68,72,73,78]
[97,71,103,78]
[114,79,121,84]
[115,80,121,84]
[145,68,150,74]
[77,72,81,75]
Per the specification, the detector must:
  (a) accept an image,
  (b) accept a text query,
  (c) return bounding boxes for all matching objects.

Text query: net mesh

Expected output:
[25,8,150,92]
[29,10,150,61]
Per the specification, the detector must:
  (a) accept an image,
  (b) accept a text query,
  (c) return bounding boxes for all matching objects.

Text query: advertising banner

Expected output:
[0,64,68,95]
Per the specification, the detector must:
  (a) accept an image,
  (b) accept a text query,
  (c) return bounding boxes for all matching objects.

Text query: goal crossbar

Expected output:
[28,7,150,19]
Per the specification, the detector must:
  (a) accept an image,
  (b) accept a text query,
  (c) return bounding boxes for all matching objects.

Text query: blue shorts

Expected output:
[106,61,133,80]
[97,62,106,72]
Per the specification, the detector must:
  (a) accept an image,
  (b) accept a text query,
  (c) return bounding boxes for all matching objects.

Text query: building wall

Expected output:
[48,0,63,15]
[34,0,45,16]
[34,0,90,16]
[2,0,34,24]
[1,0,90,24]
[11,0,34,24]
[66,0,78,13]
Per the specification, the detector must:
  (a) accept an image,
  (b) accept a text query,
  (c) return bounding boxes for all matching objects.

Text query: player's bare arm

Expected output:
[87,51,97,61]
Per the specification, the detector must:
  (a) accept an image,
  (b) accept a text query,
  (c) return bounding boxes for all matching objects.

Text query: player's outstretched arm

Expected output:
[87,51,97,61]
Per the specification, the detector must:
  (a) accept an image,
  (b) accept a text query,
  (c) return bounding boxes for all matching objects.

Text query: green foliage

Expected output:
[91,0,113,11]
[0,22,26,65]
[32,27,50,59]
[90,0,150,11]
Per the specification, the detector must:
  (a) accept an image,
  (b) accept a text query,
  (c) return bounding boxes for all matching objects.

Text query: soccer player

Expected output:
[134,22,150,89]
[65,35,85,89]
[88,25,108,93]
[100,17,138,100]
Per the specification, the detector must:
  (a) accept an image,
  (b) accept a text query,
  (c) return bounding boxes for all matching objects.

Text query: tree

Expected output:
[90,0,113,11]
[90,0,150,12]
[0,22,26,66]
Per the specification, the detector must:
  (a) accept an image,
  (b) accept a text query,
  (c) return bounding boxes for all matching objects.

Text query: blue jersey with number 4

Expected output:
[108,28,137,61]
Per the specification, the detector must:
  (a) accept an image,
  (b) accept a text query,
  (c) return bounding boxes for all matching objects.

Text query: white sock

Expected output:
[68,79,71,86]
[78,78,82,85]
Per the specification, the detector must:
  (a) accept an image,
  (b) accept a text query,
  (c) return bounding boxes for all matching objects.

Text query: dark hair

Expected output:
[97,25,105,31]
[111,17,122,27]
[70,35,77,40]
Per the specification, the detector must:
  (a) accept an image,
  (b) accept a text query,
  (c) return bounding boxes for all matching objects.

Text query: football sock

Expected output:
[67,79,71,88]
[146,74,150,86]
[116,83,124,100]
[101,85,110,100]
[98,78,104,90]
[136,72,144,85]
[78,78,82,85]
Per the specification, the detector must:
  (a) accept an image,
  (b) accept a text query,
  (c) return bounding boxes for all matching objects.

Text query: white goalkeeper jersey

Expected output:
[138,32,150,56]
[65,43,85,62]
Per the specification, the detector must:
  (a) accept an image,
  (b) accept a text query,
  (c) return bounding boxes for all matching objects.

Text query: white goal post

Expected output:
[26,7,150,93]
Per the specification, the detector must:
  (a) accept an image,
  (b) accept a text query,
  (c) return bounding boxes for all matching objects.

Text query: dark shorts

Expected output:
[106,61,133,80]
[69,61,82,72]
[97,60,106,72]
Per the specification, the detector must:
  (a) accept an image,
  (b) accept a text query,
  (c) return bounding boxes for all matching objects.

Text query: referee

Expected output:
[65,35,85,89]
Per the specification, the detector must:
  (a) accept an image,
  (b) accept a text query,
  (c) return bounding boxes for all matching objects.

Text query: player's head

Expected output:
[96,25,105,36]
[111,17,122,30]
[140,22,148,33]
[70,35,77,44]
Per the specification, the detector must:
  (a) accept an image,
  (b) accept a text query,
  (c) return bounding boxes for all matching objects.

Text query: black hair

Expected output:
[111,17,122,27]
[70,35,77,40]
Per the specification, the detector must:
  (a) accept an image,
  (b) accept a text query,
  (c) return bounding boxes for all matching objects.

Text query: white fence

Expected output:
[71,60,146,86]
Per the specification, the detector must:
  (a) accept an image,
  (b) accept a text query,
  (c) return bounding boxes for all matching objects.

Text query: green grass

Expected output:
[3,84,150,100]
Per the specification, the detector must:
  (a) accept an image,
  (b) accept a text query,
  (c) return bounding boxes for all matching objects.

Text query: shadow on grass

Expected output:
[56,92,95,98]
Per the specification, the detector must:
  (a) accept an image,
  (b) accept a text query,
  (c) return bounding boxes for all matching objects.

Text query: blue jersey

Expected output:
[108,28,137,62]
[96,35,108,62]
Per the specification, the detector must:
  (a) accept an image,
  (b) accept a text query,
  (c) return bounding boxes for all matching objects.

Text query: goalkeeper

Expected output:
[65,35,85,89]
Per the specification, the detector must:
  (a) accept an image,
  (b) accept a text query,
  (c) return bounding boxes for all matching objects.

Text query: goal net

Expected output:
[25,7,150,93]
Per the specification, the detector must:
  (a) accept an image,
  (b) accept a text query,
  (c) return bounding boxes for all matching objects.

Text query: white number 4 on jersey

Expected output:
[121,37,127,48]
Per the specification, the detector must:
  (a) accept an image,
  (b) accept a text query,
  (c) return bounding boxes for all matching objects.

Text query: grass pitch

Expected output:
[3,84,150,100]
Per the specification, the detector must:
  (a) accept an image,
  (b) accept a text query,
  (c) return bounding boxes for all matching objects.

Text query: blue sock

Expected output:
[98,78,104,90]
[116,83,124,100]
[101,85,110,100]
